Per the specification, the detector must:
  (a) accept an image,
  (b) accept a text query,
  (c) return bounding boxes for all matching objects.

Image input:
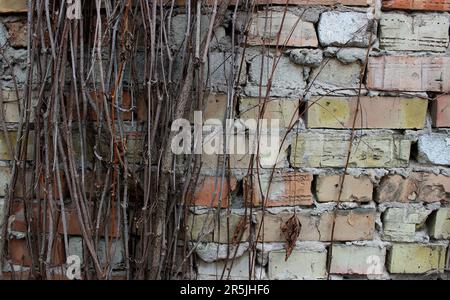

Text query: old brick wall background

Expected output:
[0,0,449,280]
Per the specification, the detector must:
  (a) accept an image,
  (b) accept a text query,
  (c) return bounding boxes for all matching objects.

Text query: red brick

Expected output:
[432,94,450,128]
[367,56,450,92]
[0,0,27,13]
[382,0,450,11]
[9,201,120,237]
[256,208,375,242]
[244,173,313,207]
[7,237,65,267]
[376,173,450,203]
[188,176,237,207]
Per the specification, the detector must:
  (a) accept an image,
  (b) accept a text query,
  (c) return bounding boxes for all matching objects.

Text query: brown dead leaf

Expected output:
[281,214,301,261]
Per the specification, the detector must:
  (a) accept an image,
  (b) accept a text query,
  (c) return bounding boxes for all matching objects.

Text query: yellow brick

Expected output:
[0,0,27,13]
[290,132,411,168]
[0,131,34,160]
[307,96,428,129]
[388,243,447,274]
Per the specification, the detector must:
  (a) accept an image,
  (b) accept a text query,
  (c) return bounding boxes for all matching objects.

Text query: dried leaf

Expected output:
[281,214,301,261]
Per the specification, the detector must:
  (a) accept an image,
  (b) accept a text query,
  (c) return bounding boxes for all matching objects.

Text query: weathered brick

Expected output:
[4,19,27,47]
[432,95,450,128]
[244,173,313,207]
[247,11,317,47]
[382,0,450,11]
[0,131,34,160]
[0,166,11,197]
[239,98,298,129]
[9,201,120,237]
[0,90,22,123]
[197,252,266,280]
[330,244,386,275]
[309,59,361,95]
[382,207,431,242]
[256,208,375,242]
[316,174,373,202]
[68,237,124,268]
[0,0,27,13]
[196,93,227,122]
[188,176,237,208]
[8,237,65,267]
[376,173,450,203]
[307,96,428,129]
[417,133,450,165]
[367,56,450,92]
[186,212,250,243]
[200,125,288,170]
[245,53,305,97]
[318,11,373,47]
[268,249,327,279]
[15,168,68,199]
[290,131,411,168]
[429,208,450,239]
[388,243,447,274]
[380,13,449,52]
[176,0,371,6]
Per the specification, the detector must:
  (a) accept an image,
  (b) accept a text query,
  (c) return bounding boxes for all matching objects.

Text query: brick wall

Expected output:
[0,0,449,280]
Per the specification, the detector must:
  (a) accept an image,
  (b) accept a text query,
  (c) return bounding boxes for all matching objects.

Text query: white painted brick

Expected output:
[380,13,449,52]
[268,249,327,279]
[330,245,386,275]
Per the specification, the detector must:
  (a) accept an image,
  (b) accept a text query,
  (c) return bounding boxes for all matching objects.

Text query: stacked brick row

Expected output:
[185,0,450,280]
[0,0,449,280]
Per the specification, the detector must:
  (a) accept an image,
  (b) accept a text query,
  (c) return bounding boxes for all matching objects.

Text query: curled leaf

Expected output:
[281,214,301,261]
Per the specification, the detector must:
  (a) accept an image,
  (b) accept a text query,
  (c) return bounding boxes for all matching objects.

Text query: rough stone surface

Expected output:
[429,208,450,239]
[367,56,450,92]
[382,207,432,242]
[316,174,373,202]
[330,245,386,275]
[247,11,318,47]
[244,173,313,207]
[318,11,373,47]
[380,13,449,52]
[307,96,428,129]
[388,243,447,274]
[309,59,361,96]
[417,133,450,165]
[290,131,411,168]
[195,242,249,263]
[376,173,450,203]
[268,249,327,279]
[245,53,305,97]
[289,49,323,67]
[334,47,368,64]
[432,95,450,128]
